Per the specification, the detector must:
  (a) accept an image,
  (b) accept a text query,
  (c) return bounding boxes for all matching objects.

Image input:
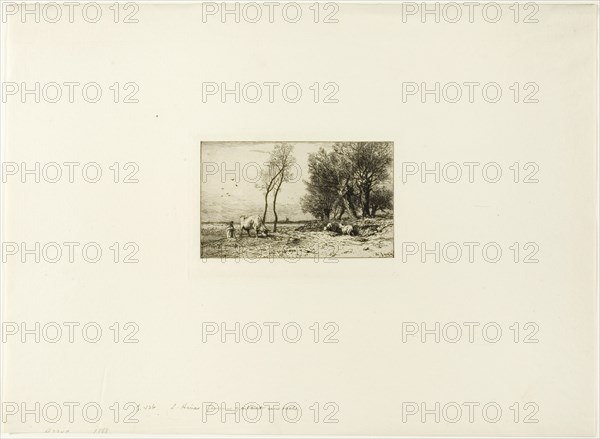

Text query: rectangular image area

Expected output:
[201,141,394,259]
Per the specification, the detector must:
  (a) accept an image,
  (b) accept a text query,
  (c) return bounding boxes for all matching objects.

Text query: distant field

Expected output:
[200,217,394,259]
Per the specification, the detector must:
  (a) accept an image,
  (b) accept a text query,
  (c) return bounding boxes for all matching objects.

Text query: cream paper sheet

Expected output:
[0,1,597,436]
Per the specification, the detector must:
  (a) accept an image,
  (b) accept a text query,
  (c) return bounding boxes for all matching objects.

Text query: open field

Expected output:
[201,216,394,259]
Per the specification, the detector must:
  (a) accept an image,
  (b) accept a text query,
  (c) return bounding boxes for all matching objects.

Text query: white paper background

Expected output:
[1,2,597,436]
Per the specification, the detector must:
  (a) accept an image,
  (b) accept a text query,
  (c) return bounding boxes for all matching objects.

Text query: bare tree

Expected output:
[270,144,296,232]
[257,143,296,232]
[257,170,278,224]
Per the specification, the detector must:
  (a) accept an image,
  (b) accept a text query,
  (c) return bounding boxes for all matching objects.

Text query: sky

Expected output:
[201,141,334,223]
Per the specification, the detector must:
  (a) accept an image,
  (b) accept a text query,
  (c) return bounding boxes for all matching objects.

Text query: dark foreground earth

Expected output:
[201,217,394,259]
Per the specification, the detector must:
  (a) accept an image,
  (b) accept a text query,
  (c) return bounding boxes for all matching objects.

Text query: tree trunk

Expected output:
[335,203,346,220]
[272,177,284,232]
[272,196,279,232]
[362,187,371,218]
[345,183,360,219]
[342,195,358,219]
[262,192,269,224]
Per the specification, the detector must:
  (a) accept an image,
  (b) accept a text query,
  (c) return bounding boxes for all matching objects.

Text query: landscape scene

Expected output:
[200,141,394,259]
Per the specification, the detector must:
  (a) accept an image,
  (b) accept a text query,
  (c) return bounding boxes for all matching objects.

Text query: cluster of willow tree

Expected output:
[301,142,393,221]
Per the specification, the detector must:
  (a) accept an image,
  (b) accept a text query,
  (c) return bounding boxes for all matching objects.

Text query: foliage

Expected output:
[301,142,393,220]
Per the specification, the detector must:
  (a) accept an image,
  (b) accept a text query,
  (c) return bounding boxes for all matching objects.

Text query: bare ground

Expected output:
[201,217,394,259]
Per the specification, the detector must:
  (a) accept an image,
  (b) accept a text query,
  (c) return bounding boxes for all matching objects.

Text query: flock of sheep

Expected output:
[323,222,359,236]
